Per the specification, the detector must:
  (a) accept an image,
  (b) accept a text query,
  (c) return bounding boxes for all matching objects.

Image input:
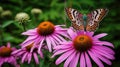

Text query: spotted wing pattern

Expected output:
[65,8,84,30]
[86,8,108,31]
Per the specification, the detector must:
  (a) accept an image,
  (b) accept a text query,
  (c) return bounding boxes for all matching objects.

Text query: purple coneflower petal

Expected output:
[64,51,76,67]
[92,47,115,60]
[16,51,26,56]
[86,31,94,37]
[55,34,66,42]
[67,28,77,40]
[20,35,38,46]
[93,45,115,55]
[52,35,62,42]
[38,50,43,58]
[80,53,86,67]
[69,52,80,67]
[28,53,32,64]
[38,38,44,53]
[92,49,112,65]
[12,49,22,55]
[85,52,92,67]
[33,53,39,64]
[46,37,52,52]
[88,50,104,67]
[52,48,73,58]
[55,49,74,65]
[22,28,37,35]
[56,31,69,38]
[100,41,114,48]
[7,42,11,47]
[21,53,28,63]
[94,41,114,48]
[94,33,107,39]
[53,43,72,50]
[49,37,57,47]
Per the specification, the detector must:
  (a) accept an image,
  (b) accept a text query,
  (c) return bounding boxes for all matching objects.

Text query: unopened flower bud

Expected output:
[0,6,3,14]
[31,8,42,15]
[15,12,30,23]
[1,10,12,18]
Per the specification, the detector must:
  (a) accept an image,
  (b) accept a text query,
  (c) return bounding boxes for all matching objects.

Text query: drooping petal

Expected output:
[33,53,39,64]
[21,53,28,63]
[55,49,74,65]
[93,45,115,55]
[100,41,114,48]
[28,53,32,64]
[38,50,43,58]
[80,53,86,67]
[46,37,52,52]
[92,47,115,60]
[91,49,112,65]
[38,38,45,53]
[49,37,57,47]
[88,50,104,67]
[64,50,76,67]
[52,35,62,42]
[55,34,66,42]
[85,52,92,67]
[69,52,80,67]
[56,31,69,38]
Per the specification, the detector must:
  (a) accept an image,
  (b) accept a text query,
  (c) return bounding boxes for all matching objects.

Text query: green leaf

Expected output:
[2,20,14,28]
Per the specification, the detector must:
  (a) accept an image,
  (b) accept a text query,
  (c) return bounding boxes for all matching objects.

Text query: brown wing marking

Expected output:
[65,8,73,20]
[72,22,84,30]
[86,21,99,31]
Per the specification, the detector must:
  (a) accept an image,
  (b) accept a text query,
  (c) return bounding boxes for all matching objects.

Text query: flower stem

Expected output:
[21,23,26,31]
[0,25,4,45]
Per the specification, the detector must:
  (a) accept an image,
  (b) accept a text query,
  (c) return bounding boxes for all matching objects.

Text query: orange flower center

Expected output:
[0,47,12,57]
[37,21,55,36]
[25,43,37,52]
[26,43,33,51]
[73,35,93,52]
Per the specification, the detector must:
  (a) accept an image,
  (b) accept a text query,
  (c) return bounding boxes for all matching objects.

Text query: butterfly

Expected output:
[65,8,108,32]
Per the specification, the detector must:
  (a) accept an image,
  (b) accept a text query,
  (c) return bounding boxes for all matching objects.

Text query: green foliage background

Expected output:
[0,0,120,67]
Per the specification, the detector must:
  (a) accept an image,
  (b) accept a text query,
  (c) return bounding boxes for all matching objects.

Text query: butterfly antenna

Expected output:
[79,5,84,13]
[86,6,92,13]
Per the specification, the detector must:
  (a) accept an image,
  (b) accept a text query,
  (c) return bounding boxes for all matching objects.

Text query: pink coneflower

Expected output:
[12,43,43,64]
[0,43,19,67]
[52,27,115,67]
[20,21,68,52]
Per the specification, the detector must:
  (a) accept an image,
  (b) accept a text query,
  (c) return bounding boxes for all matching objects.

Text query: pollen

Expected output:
[73,35,93,52]
[0,47,12,57]
[37,21,55,36]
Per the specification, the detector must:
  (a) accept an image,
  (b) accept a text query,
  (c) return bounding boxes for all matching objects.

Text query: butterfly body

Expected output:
[65,8,108,32]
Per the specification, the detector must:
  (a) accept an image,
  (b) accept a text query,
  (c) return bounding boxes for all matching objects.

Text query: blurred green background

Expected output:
[0,0,120,67]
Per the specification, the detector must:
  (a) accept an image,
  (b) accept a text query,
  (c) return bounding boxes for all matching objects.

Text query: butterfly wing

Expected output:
[86,8,108,31]
[65,8,84,30]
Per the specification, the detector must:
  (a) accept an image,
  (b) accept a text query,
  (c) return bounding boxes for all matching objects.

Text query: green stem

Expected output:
[0,25,4,45]
[21,23,26,31]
